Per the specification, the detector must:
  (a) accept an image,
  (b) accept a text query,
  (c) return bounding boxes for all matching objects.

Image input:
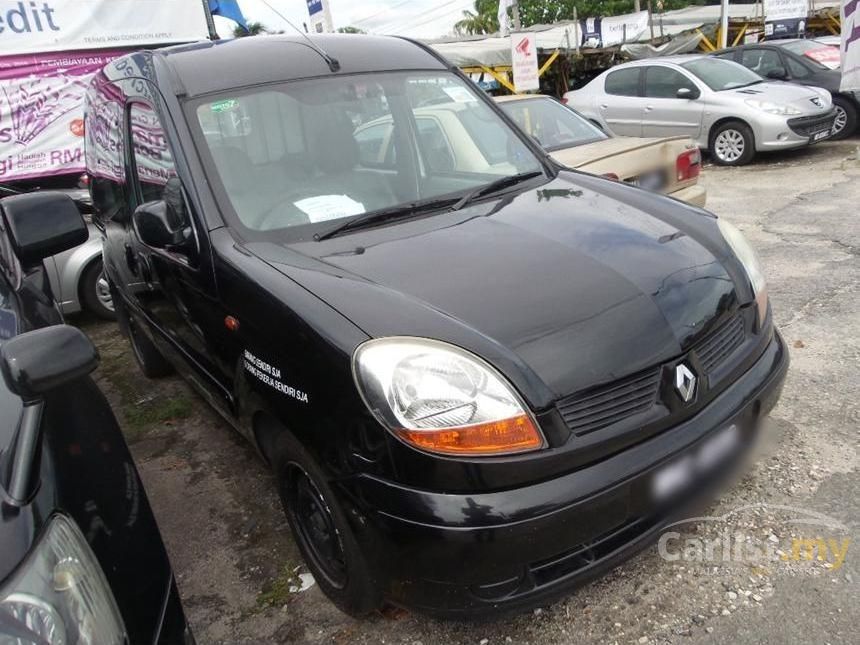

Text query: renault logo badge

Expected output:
[675,364,697,403]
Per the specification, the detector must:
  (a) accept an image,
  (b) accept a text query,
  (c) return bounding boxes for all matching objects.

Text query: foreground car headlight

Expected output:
[0,515,126,644]
[744,99,801,115]
[353,337,545,456]
[718,218,768,324]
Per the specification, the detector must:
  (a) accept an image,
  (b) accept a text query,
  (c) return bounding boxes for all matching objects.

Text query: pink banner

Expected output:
[0,49,124,182]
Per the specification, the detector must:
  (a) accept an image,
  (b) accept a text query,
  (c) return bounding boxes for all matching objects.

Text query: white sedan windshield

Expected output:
[682,58,763,91]
[192,72,542,235]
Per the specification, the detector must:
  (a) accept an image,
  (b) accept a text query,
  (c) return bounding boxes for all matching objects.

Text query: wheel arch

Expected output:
[708,116,756,149]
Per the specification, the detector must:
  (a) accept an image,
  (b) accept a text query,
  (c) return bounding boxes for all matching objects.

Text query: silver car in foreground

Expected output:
[564,55,836,166]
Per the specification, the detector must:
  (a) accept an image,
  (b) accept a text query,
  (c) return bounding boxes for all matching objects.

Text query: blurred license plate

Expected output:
[812,130,830,141]
[652,424,740,501]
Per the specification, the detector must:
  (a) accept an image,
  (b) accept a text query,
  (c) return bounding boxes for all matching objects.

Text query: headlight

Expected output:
[0,515,126,645]
[353,337,545,456]
[744,99,801,115]
[718,218,768,324]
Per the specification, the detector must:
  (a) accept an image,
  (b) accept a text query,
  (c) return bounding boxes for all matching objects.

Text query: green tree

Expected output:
[454,0,696,34]
[337,26,367,33]
[454,0,499,35]
[233,21,267,38]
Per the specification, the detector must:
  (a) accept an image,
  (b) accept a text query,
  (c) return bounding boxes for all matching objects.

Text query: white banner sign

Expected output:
[843,0,860,91]
[511,32,539,92]
[0,0,210,56]
[764,0,809,20]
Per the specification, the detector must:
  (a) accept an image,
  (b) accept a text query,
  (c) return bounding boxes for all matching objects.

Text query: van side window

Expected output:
[85,77,127,221]
[129,103,178,205]
[605,68,641,97]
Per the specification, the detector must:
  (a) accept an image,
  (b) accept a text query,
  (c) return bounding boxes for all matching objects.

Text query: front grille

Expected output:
[556,367,661,436]
[787,111,835,137]
[694,314,745,373]
[556,314,747,436]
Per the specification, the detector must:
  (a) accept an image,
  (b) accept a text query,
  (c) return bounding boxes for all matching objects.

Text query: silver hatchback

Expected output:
[564,55,836,166]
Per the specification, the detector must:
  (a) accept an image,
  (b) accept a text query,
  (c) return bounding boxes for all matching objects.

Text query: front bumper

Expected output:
[755,109,836,151]
[350,330,789,617]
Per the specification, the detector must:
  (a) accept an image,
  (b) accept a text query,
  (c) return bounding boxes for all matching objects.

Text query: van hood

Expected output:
[249,173,746,403]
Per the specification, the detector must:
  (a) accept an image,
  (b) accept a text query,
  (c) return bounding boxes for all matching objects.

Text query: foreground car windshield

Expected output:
[499,98,608,151]
[190,71,543,237]
[681,58,763,91]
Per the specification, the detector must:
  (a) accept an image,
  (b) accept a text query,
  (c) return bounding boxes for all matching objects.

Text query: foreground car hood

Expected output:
[251,173,742,400]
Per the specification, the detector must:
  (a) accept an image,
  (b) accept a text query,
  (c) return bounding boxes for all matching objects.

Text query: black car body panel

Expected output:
[0,198,192,642]
[87,35,789,616]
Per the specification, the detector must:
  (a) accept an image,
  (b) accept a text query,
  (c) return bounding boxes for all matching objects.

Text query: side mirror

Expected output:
[0,325,98,505]
[132,178,193,252]
[677,87,700,100]
[765,68,787,80]
[1,325,98,402]
[0,192,87,269]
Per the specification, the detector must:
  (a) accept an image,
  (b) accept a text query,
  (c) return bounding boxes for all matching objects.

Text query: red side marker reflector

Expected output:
[225,316,240,332]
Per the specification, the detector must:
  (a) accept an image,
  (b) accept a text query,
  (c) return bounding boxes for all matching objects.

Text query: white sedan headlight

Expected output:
[718,218,768,324]
[353,337,545,456]
[0,515,126,645]
[744,99,801,116]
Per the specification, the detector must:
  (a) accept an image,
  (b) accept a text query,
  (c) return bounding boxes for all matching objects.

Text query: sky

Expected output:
[212,0,477,39]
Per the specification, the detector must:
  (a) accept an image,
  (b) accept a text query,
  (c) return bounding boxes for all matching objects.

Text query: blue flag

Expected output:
[209,0,249,31]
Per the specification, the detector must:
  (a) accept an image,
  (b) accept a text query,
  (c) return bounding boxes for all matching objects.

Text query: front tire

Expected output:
[271,432,382,616]
[709,121,755,166]
[80,260,116,320]
[830,96,858,140]
[128,318,174,378]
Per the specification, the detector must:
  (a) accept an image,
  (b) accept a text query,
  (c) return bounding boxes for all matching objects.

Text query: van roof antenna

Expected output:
[255,0,340,72]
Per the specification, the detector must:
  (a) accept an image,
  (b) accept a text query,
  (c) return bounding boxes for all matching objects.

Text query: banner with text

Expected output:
[0,0,210,55]
[843,0,860,91]
[763,0,810,39]
[0,49,123,181]
[511,32,539,92]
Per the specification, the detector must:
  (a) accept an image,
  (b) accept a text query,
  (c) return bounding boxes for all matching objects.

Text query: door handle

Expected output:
[645,105,654,111]
[600,103,608,109]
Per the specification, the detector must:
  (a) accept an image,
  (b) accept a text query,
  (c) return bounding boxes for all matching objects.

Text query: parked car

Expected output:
[564,55,836,166]
[89,35,788,617]
[0,191,193,643]
[713,41,859,139]
[495,95,706,206]
[0,182,115,319]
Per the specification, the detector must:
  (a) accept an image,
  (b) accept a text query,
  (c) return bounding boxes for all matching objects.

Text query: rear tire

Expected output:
[709,120,755,166]
[128,318,174,378]
[271,432,382,617]
[830,96,858,140]
[80,259,116,320]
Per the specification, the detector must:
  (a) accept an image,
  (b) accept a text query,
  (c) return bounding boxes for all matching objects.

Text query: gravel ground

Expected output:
[81,139,859,644]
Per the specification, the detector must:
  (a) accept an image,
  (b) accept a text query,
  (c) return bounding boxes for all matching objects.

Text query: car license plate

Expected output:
[651,424,740,501]
[812,130,830,141]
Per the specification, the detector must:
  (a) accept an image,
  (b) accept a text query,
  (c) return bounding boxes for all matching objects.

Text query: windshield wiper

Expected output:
[449,171,543,212]
[313,197,458,241]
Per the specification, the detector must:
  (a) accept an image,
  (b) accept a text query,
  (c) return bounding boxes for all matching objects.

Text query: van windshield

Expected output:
[189,71,544,239]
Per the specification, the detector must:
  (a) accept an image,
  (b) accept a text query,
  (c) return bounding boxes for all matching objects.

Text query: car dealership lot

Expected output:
[80,139,859,644]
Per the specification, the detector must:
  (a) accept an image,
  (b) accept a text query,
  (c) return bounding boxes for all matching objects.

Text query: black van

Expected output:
[87,35,787,617]
[0,192,193,643]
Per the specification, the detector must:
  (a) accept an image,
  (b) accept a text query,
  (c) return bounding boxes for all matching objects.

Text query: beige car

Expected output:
[496,95,707,207]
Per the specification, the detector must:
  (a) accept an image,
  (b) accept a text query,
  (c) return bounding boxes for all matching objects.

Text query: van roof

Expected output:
[117,34,449,98]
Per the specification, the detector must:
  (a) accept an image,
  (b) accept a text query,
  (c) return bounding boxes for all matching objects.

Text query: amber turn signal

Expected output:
[395,414,544,456]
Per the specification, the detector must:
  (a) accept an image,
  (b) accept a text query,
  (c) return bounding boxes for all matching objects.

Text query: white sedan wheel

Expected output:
[714,128,746,163]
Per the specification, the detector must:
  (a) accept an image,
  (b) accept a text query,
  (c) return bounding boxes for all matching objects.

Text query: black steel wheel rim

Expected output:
[288,464,348,589]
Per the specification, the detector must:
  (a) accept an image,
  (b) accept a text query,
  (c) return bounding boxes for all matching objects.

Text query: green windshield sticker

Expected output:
[210,99,238,113]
